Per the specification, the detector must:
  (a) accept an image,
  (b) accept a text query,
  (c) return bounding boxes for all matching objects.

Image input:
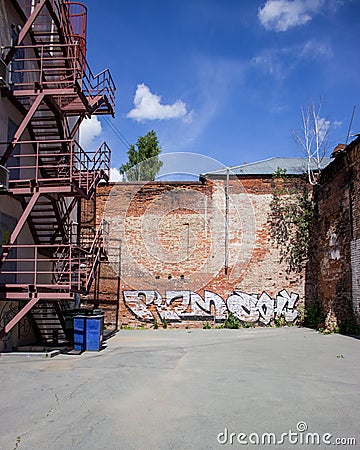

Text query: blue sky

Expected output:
[79,0,360,179]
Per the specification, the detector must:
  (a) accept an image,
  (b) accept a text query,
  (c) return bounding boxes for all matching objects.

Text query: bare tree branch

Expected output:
[293,100,331,185]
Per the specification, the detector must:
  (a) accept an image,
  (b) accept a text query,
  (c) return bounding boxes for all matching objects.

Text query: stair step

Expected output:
[31,208,54,212]
[31,210,54,214]
[31,125,59,129]
[31,117,57,121]
[31,221,56,225]
[32,203,53,207]
[31,131,60,136]
[38,150,63,154]
[31,319,62,324]
[33,230,56,234]
[31,224,57,228]
[31,214,57,219]
[30,301,68,344]
[37,230,53,236]
[32,32,61,37]
[31,211,54,215]
[31,226,57,230]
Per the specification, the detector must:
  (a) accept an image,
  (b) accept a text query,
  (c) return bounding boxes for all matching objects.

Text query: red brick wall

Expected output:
[307,137,360,329]
[87,176,305,328]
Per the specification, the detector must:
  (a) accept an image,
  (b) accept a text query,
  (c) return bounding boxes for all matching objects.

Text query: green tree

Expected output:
[120,130,163,181]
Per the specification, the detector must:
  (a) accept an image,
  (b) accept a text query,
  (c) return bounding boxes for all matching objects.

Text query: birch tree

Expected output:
[293,101,330,185]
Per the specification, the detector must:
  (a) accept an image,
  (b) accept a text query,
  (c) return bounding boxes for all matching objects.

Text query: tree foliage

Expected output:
[120,130,163,181]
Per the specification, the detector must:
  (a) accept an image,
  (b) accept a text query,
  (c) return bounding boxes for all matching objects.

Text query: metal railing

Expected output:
[1,42,115,112]
[15,0,87,54]
[64,2,87,58]
[5,139,111,195]
[0,220,108,294]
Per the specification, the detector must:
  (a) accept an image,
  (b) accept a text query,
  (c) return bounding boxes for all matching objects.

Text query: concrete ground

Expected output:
[0,327,359,450]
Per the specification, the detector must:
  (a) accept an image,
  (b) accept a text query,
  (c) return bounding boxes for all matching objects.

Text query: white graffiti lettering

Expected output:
[227,292,260,323]
[122,289,299,324]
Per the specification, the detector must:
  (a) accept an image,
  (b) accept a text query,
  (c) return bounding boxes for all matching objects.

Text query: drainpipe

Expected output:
[225,168,229,275]
[115,241,122,331]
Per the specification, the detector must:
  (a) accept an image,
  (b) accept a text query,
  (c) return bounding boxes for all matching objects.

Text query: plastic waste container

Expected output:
[85,314,104,351]
[64,309,92,342]
[73,311,104,352]
[73,315,87,351]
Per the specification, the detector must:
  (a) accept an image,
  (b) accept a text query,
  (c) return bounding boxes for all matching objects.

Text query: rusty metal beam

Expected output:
[13,89,77,97]
[47,196,67,244]
[0,296,40,339]
[0,291,72,300]
[9,186,75,195]
[69,114,85,140]
[0,94,44,166]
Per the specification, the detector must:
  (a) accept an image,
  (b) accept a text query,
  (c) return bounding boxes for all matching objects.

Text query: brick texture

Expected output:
[307,136,360,328]
[83,177,306,328]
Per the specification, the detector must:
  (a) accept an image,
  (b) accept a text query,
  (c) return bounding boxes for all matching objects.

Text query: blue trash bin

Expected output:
[64,309,91,342]
[85,315,104,351]
[73,315,87,351]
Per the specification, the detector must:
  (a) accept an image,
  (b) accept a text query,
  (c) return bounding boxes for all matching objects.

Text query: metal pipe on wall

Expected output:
[115,240,122,331]
[225,168,229,275]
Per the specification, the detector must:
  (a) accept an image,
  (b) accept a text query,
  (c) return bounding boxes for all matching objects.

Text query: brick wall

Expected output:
[307,136,360,329]
[85,176,306,328]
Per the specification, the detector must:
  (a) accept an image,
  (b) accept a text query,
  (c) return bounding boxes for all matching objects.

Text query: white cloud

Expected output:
[251,39,332,80]
[258,0,330,32]
[110,167,123,182]
[126,84,190,122]
[300,39,333,58]
[79,116,102,148]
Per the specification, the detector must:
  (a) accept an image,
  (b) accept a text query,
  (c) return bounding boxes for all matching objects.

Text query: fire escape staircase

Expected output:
[0,0,115,341]
[29,302,67,344]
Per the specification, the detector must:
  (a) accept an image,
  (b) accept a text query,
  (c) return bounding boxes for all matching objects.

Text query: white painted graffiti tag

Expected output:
[122,289,299,324]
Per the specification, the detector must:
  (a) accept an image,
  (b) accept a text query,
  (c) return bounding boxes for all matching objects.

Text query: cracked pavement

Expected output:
[0,327,359,449]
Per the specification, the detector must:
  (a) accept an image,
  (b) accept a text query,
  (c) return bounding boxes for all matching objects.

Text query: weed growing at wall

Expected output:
[274,315,287,327]
[269,168,314,273]
[302,301,325,329]
[224,312,240,329]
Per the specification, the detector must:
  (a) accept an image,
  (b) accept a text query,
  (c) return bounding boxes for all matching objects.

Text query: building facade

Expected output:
[0,0,115,350]
[88,158,321,329]
[307,137,360,332]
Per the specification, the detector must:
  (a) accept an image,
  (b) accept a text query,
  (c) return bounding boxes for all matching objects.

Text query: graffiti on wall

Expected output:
[123,289,299,324]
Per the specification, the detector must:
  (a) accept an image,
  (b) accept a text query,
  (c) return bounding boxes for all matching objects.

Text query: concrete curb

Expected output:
[0,349,60,358]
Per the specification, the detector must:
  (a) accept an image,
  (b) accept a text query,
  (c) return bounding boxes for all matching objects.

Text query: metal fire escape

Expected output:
[0,0,115,342]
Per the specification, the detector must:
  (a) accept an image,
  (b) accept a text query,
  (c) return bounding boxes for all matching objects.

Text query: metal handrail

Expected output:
[4,138,111,195]
[14,0,86,52]
[0,227,106,294]
[1,42,116,111]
